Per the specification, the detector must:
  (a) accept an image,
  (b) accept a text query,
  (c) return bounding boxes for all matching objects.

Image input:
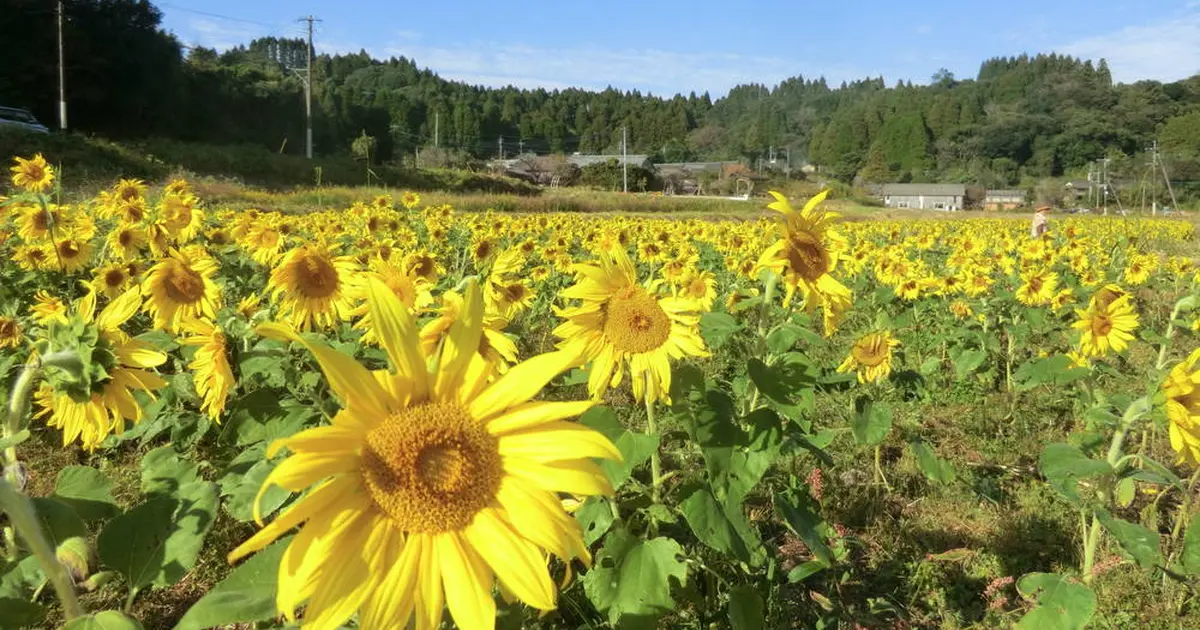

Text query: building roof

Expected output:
[985,189,1025,198]
[881,183,966,196]
[655,161,741,174]
[566,154,650,168]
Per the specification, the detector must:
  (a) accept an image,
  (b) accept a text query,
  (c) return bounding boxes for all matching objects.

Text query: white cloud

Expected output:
[1058,11,1200,83]
[180,17,267,51]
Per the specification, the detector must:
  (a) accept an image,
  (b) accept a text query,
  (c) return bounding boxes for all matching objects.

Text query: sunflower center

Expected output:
[1028,277,1043,293]
[105,269,127,287]
[784,227,830,282]
[360,402,501,532]
[603,286,672,354]
[118,230,134,247]
[0,318,17,339]
[164,262,206,304]
[1091,314,1114,337]
[296,254,340,298]
[32,210,50,231]
[59,241,81,259]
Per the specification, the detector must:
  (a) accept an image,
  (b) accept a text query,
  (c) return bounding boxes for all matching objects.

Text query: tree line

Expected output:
[2,0,1199,193]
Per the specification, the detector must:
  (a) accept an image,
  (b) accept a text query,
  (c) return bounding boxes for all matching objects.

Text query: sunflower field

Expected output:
[2,152,1200,630]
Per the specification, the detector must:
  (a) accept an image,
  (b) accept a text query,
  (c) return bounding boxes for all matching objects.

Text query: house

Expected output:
[983,189,1025,211]
[565,154,651,169]
[654,161,742,177]
[880,183,966,211]
[1065,180,1092,202]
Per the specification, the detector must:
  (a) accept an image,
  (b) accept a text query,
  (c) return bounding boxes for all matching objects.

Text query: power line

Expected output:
[157,2,278,28]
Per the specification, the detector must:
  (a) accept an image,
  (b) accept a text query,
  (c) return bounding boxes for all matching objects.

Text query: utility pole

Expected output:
[57,0,66,131]
[621,126,628,193]
[434,111,439,149]
[518,138,524,154]
[498,136,504,160]
[1150,141,1160,215]
[298,15,320,159]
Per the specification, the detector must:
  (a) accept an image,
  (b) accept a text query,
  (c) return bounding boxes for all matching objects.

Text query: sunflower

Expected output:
[51,234,94,273]
[112,178,147,203]
[754,190,852,335]
[837,330,900,384]
[237,294,263,321]
[33,288,168,450]
[1073,294,1139,357]
[161,193,205,243]
[949,299,973,320]
[106,223,147,260]
[354,261,435,346]
[0,316,22,349]
[92,263,133,299]
[1050,288,1074,311]
[554,245,708,404]
[403,251,443,284]
[1090,284,1128,309]
[1015,268,1058,306]
[142,247,221,331]
[15,204,63,243]
[401,190,421,210]
[1164,349,1200,465]
[179,318,235,421]
[10,154,55,192]
[227,279,619,630]
[421,290,518,374]
[268,243,358,331]
[677,270,717,311]
[12,244,50,271]
[30,291,69,326]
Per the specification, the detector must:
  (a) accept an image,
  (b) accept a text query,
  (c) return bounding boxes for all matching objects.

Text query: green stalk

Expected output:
[744,272,779,415]
[874,444,891,492]
[1156,302,1184,371]
[0,479,84,620]
[645,379,662,505]
[1082,410,1137,584]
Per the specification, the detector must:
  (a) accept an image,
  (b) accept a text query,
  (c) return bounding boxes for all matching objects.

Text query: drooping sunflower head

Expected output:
[30,290,69,326]
[268,243,358,331]
[837,329,900,384]
[10,154,55,193]
[179,318,235,421]
[1090,284,1128,310]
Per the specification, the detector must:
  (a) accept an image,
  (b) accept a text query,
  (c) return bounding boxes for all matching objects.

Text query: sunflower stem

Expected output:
[873,445,891,492]
[0,478,85,620]
[645,384,662,509]
[1155,303,1183,371]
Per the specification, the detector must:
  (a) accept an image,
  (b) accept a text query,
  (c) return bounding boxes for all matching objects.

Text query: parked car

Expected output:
[0,106,49,133]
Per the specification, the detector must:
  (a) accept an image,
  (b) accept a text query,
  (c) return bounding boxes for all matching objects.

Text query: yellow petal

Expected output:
[366,276,429,400]
[463,508,556,610]
[253,455,357,525]
[436,532,496,630]
[414,534,445,630]
[302,530,374,630]
[505,458,614,496]
[486,400,596,436]
[469,350,580,421]
[97,287,142,330]
[498,422,622,463]
[359,535,423,630]
[433,281,484,401]
[227,475,356,563]
[266,424,364,459]
[257,322,393,418]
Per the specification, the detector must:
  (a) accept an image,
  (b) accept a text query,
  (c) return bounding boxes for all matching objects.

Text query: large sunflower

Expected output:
[837,330,901,384]
[268,243,358,331]
[1164,349,1200,465]
[33,288,168,450]
[179,318,235,421]
[227,279,619,630]
[554,245,708,404]
[142,247,221,331]
[1073,294,1139,357]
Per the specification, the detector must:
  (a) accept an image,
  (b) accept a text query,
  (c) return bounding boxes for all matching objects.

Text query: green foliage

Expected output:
[1015,573,1096,629]
[171,537,293,630]
[582,528,689,627]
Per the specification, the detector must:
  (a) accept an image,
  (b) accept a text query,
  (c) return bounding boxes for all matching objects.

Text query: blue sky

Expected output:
[158,0,1200,96]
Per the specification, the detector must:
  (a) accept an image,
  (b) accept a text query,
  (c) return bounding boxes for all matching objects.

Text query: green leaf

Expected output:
[851,398,892,447]
[0,556,45,600]
[1096,511,1162,570]
[1014,355,1090,391]
[575,497,615,546]
[766,324,801,355]
[679,486,762,565]
[0,597,44,630]
[1174,295,1200,314]
[700,312,742,349]
[707,409,783,505]
[1114,477,1135,507]
[787,560,829,583]
[221,457,289,523]
[1181,518,1200,575]
[30,498,87,550]
[140,446,201,496]
[1015,573,1097,630]
[154,481,220,587]
[222,390,315,447]
[775,490,833,565]
[910,440,957,485]
[952,348,987,379]
[61,611,145,630]
[727,585,765,630]
[53,466,118,521]
[0,429,30,451]
[97,498,176,590]
[579,406,658,490]
[171,536,293,630]
[582,528,688,627]
[1038,443,1112,504]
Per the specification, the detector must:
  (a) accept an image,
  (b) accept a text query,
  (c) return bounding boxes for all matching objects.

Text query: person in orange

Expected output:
[1031,205,1050,238]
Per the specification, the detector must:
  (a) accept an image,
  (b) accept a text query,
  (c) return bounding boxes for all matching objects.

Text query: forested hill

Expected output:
[3,0,1200,188]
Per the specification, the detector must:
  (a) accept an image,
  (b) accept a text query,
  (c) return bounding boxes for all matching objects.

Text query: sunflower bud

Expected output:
[56,536,92,581]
